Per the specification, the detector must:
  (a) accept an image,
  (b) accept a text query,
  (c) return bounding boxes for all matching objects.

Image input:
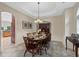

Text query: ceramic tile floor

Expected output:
[0,41,78,57]
[1,37,13,49]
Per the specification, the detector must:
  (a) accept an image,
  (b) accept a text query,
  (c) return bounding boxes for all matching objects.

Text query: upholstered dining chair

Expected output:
[42,33,51,54]
[23,37,40,57]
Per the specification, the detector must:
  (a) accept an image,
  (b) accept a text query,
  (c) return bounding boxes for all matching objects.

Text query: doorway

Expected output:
[1,12,15,50]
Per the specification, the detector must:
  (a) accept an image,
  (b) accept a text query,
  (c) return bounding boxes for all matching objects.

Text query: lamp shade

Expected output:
[34,19,43,23]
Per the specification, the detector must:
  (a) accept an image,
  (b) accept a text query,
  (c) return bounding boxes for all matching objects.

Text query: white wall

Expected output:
[0,3,36,46]
[65,7,77,37]
[64,6,77,48]
[42,15,65,43]
[42,7,77,46]
[77,7,79,34]
[0,3,65,46]
[77,17,79,34]
[0,2,78,48]
[0,12,1,50]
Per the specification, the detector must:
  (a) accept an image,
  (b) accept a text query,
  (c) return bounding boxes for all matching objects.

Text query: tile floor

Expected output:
[0,41,78,57]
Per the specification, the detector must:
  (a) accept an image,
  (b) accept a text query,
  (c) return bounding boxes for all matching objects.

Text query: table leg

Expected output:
[66,37,67,50]
[75,45,78,57]
[73,44,74,51]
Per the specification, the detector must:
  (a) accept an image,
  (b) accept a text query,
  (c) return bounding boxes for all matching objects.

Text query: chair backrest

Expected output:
[46,33,51,42]
[71,34,79,39]
[23,37,28,49]
[23,37,39,50]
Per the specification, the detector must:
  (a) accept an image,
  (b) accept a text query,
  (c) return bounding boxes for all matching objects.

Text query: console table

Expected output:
[66,36,79,57]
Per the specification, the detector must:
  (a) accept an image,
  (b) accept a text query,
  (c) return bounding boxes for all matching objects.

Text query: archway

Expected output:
[1,12,15,50]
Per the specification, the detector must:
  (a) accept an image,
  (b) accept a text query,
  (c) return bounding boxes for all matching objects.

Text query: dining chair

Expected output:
[23,37,40,57]
[42,33,51,54]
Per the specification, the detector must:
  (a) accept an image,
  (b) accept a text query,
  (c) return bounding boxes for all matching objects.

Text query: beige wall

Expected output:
[0,3,66,46]
[0,3,36,46]
[65,7,77,36]
[0,2,78,48]
[42,15,65,43]
[42,5,77,47]
[0,13,1,49]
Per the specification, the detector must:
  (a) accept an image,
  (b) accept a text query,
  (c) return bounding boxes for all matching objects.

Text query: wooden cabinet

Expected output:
[38,23,50,33]
[38,22,51,42]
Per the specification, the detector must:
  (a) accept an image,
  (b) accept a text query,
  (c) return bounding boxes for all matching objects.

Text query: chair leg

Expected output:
[24,50,27,57]
[45,48,47,55]
[32,53,35,57]
[39,47,43,55]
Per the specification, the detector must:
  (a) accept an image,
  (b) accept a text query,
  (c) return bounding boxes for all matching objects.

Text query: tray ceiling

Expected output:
[3,2,76,18]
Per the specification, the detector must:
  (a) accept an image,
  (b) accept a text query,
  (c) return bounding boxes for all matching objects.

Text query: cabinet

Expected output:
[38,23,50,33]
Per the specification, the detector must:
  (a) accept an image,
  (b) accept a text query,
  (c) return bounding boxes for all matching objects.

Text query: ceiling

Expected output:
[3,2,76,18]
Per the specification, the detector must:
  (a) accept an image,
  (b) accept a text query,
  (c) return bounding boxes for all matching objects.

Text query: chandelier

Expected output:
[34,2,43,23]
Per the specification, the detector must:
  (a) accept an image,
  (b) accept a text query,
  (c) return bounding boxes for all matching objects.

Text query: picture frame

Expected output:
[22,21,32,29]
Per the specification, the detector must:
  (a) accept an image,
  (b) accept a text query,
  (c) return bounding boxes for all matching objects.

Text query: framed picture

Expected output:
[22,21,32,29]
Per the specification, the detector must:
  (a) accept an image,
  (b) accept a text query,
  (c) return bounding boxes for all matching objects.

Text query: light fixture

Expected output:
[34,2,43,23]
